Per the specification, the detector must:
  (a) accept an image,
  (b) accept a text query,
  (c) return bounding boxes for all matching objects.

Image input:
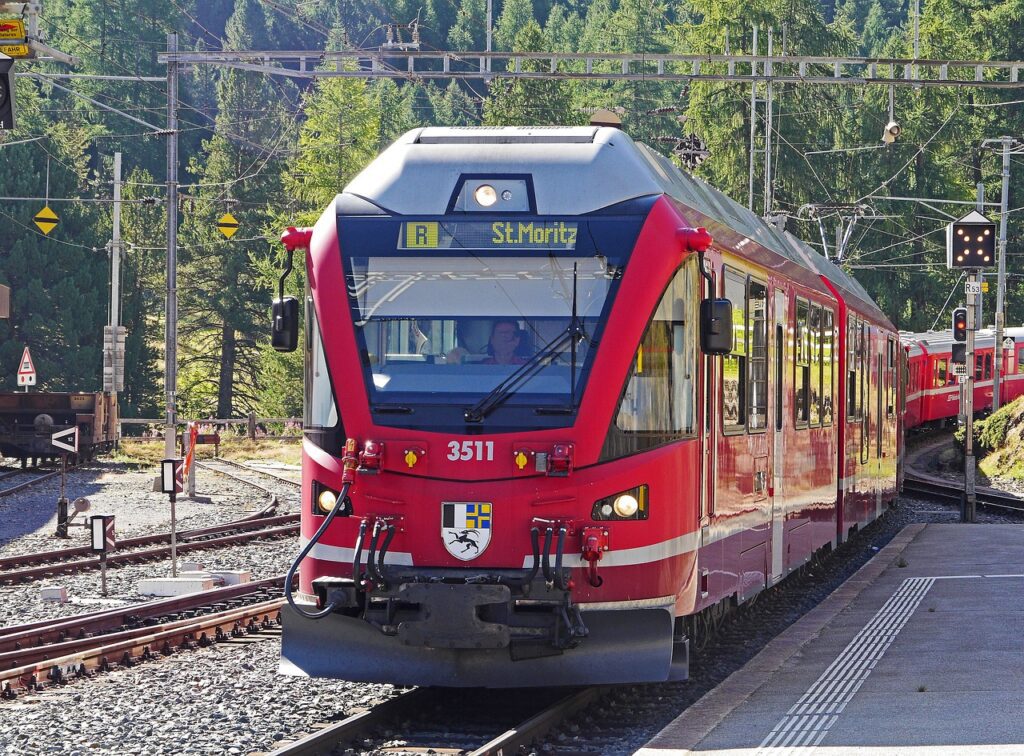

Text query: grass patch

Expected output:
[115,436,302,468]
[975,396,1024,482]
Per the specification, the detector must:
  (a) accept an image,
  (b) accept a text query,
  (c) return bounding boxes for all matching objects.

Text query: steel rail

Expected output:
[0,574,288,649]
[211,456,301,488]
[0,523,297,584]
[0,470,60,497]
[265,689,438,756]
[0,599,284,698]
[467,687,604,756]
[0,512,298,573]
[198,459,299,495]
[903,471,1024,512]
[267,687,604,756]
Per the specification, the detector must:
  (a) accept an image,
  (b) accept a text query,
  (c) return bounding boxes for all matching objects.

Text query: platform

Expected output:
[639,523,1024,755]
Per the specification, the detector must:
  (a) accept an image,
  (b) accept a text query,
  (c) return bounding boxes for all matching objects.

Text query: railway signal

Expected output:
[952,308,968,342]
[946,211,996,269]
[0,53,14,130]
[16,346,35,388]
[90,514,115,596]
[160,458,184,576]
[217,212,239,238]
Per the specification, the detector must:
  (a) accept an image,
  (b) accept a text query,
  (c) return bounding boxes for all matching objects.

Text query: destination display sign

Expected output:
[399,220,578,251]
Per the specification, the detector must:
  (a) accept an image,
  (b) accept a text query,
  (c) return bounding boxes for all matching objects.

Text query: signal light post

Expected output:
[947,212,996,523]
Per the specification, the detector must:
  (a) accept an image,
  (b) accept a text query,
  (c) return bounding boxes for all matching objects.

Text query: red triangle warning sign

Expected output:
[17,347,35,376]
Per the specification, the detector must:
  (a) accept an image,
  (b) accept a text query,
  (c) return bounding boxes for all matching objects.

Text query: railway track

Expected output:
[0,511,299,584]
[199,457,301,501]
[903,472,1024,512]
[262,686,604,756]
[0,468,61,497]
[0,589,285,699]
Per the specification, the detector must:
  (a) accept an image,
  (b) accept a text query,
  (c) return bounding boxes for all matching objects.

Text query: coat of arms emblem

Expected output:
[441,502,492,560]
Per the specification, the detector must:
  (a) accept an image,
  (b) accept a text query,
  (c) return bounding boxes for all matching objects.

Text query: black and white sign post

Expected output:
[51,427,79,538]
[90,515,115,596]
[947,211,997,523]
[160,458,184,576]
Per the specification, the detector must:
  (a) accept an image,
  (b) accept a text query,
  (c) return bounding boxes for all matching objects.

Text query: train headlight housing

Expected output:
[473,184,498,207]
[592,485,649,521]
[313,482,349,516]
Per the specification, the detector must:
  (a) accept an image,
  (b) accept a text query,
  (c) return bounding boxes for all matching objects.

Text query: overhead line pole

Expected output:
[983,136,1016,412]
[164,32,179,460]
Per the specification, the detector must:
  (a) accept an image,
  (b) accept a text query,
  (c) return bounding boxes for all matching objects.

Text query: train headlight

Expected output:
[592,485,648,521]
[313,482,349,516]
[474,184,497,207]
[613,494,639,518]
[317,489,338,513]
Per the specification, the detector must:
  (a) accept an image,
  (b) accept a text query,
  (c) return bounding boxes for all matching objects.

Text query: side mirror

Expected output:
[272,297,299,352]
[700,298,733,355]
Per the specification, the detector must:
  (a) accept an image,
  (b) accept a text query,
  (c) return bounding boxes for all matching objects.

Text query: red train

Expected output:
[902,327,1024,429]
[273,126,901,687]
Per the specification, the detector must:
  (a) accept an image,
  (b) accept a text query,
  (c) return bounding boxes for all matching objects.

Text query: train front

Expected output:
[277,126,712,687]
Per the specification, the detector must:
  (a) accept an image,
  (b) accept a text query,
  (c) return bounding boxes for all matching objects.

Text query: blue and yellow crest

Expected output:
[441,501,492,560]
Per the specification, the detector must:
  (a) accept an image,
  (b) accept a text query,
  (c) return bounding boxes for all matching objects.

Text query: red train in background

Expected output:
[902,327,1024,429]
[272,126,902,688]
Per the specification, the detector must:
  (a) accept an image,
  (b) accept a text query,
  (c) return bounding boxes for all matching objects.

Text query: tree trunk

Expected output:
[217,322,236,418]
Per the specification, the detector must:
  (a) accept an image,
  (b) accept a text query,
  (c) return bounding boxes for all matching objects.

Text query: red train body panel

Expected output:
[902,326,1024,430]
[277,127,900,688]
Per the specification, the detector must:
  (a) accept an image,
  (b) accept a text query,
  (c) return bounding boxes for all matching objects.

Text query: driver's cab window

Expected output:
[614,258,698,436]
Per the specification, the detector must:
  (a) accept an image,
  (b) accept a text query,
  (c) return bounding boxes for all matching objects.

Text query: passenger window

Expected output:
[809,304,822,427]
[722,268,748,432]
[795,299,810,427]
[747,279,768,431]
[985,353,992,380]
[822,309,834,426]
[937,359,948,387]
[614,261,697,436]
[847,318,858,419]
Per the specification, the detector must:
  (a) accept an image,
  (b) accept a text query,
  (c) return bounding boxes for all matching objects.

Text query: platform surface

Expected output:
[639,523,1024,755]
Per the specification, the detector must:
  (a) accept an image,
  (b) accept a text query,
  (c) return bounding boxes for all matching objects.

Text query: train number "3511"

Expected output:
[447,440,495,462]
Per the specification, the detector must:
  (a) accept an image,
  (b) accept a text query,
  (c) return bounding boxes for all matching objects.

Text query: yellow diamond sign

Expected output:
[34,206,58,235]
[217,212,239,239]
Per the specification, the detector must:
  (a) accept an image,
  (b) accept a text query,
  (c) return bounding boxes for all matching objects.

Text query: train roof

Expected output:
[900,325,1024,353]
[343,126,892,328]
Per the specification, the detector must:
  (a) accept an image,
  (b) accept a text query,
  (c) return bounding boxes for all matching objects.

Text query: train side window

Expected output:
[747,279,768,431]
[936,358,948,387]
[847,318,857,419]
[809,303,822,427]
[856,321,865,420]
[795,298,810,427]
[722,267,748,433]
[886,337,896,416]
[975,354,983,381]
[305,298,340,430]
[822,308,834,426]
[612,261,697,439]
[984,353,992,380]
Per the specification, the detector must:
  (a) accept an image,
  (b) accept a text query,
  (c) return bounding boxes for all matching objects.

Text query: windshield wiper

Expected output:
[465,263,587,424]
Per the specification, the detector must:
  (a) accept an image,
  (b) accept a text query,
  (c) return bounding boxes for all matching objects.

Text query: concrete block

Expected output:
[181,561,204,572]
[137,576,214,597]
[209,570,251,586]
[40,585,68,603]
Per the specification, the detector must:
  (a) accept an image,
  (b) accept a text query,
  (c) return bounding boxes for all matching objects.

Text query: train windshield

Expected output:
[347,252,624,430]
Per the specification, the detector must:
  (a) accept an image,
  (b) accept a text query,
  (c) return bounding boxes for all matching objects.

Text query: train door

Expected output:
[770,289,786,585]
[876,349,884,516]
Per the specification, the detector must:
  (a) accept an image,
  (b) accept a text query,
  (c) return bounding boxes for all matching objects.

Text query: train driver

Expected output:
[446,319,528,365]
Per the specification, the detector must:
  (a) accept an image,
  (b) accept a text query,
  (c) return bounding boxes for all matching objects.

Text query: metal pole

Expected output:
[963,272,977,523]
[170,490,178,576]
[111,152,121,331]
[485,0,492,73]
[748,25,758,212]
[992,137,1011,411]
[164,33,179,460]
[100,554,108,597]
[763,28,774,218]
[56,452,68,538]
